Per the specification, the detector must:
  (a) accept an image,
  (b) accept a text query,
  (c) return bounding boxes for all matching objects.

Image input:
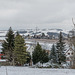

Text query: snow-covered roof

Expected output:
[26,44,31,51]
[0,31,7,36]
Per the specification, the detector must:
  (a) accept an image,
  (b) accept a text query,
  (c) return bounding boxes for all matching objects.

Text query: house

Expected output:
[65,46,74,67]
[67,24,75,67]
[26,44,35,57]
[26,44,35,66]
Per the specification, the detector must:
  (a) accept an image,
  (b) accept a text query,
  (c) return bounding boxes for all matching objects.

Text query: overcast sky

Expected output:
[0,0,75,30]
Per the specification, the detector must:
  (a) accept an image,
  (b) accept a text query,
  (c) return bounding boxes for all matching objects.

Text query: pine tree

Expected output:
[26,52,31,65]
[50,44,57,63]
[56,32,66,64]
[2,27,14,62]
[32,43,49,65]
[14,34,27,66]
[41,50,49,64]
[32,43,42,64]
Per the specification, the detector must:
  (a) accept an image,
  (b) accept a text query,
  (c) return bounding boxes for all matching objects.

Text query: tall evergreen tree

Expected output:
[2,27,14,63]
[41,50,49,64]
[26,52,31,65]
[32,43,49,65]
[56,32,66,64]
[50,44,57,63]
[32,43,42,64]
[14,34,27,66]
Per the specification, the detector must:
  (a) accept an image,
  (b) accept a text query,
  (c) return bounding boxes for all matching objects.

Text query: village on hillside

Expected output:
[0,22,75,69]
[1,0,75,75]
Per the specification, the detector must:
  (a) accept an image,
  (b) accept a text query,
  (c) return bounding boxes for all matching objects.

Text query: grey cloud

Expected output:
[0,0,75,30]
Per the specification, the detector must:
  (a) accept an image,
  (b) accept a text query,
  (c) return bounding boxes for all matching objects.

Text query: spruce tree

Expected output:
[26,52,31,65]
[50,44,57,63]
[32,43,49,65]
[32,43,42,64]
[56,32,66,64]
[14,34,27,66]
[41,50,49,64]
[2,27,14,62]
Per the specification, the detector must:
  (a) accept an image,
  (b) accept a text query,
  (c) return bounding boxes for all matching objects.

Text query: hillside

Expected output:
[0,29,69,40]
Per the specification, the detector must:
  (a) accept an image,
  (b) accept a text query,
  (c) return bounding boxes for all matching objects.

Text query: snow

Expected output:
[0,29,69,40]
[0,31,7,37]
[0,59,6,62]
[0,37,5,40]
[20,33,30,36]
[26,41,53,50]
[0,66,75,75]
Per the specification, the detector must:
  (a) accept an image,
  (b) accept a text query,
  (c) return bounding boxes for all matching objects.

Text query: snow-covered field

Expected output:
[0,66,75,75]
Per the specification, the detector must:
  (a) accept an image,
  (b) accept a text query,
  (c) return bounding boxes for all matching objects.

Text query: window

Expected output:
[71,53,73,55]
[68,53,70,55]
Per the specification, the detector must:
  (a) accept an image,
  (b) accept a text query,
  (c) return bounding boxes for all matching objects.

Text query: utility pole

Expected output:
[36,26,38,34]
[72,18,75,36]
[35,26,38,45]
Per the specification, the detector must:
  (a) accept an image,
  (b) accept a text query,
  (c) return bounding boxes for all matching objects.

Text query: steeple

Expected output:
[69,18,75,37]
[72,18,75,36]
[72,18,75,29]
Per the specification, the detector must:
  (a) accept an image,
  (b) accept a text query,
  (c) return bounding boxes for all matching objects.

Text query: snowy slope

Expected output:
[24,29,69,37]
[0,29,69,40]
[0,66,75,75]
[0,29,69,37]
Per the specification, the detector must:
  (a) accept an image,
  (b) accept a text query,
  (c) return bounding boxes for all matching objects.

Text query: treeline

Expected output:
[2,27,66,66]
[32,32,66,66]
